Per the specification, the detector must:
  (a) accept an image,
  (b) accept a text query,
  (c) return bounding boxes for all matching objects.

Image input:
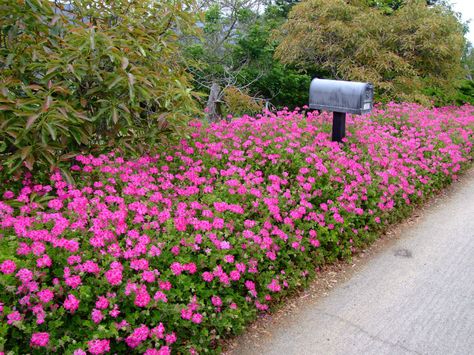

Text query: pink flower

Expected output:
[125,324,150,348]
[48,198,63,210]
[170,262,182,276]
[211,295,222,307]
[220,241,231,250]
[3,190,14,199]
[0,260,16,274]
[223,255,235,263]
[130,258,149,271]
[116,319,129,330]
[31,242,46,256]
[91,309,104,324]
[267,279,281,292]
[192,313,203,324]
[65,275,82,289]
[230,270,241,281]
[165,332,177,345]
[310,239,320,247]
[181,308,192,320]
[95,296,109,310]
[159,280,172,290]
[73,349,87,355]
[145,346,171,355]
[153,291,168,303]
[236,263,246,273]
[142,270,155,283]
[150,323,165,339]
[105,268,122,286]
[36,254,52,268]
[30,332,49,347]
[16,268,33,283]
[202,271,214,282]
[183,262,197,274]
[64,294,80,313]
[37,289,54,303]
[134,285,151,307]
[7,310,22,324]
[88,339,110,354]
[82,260,100,274]
[109,304,120,318]
[245,280,255,290]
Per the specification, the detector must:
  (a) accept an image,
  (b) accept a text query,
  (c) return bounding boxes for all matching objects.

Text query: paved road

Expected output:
[230,169,474,355]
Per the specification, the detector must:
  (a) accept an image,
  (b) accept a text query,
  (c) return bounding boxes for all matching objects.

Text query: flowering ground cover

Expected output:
[0,103,473,354]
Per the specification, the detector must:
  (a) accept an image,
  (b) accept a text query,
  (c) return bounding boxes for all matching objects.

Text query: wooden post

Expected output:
[206,82,222,122]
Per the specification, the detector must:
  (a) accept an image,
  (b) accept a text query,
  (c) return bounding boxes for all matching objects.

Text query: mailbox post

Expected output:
[332,112,346,142]
[309,79,373,142]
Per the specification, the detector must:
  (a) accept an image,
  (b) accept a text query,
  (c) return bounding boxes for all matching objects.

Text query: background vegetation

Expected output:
[1,0,473,177]
[275,0,466,103]
[0,0,197,179]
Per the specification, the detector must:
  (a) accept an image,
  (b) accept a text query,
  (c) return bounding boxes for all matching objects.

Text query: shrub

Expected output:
[222,86,263,117]
[423,80,474,107]
[0,104,473,353]
[0,0,198,179]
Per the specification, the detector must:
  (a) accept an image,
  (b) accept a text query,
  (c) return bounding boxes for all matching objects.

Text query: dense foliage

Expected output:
[275,0,466,103]
[188,0,473,114]
[186,0,313,116]
[0,0,197,178]
[1,0,473,177]
[1,104,473,354]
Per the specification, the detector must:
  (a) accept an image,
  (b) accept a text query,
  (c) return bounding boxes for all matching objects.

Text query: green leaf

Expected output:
[45,122,57,140]
[25,114,40,129]
[107,76,123,90]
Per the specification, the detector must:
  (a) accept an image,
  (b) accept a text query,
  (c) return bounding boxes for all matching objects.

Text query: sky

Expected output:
[450,0,474,44]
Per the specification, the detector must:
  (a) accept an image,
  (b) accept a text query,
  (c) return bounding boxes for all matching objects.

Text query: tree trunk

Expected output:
[206,82,222,122]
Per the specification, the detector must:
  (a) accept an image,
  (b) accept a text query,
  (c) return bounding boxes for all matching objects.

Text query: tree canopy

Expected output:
[274,0,466,103]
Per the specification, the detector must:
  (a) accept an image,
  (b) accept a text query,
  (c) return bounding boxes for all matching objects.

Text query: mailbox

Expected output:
[309,79,373,114]
[308,78,374,142]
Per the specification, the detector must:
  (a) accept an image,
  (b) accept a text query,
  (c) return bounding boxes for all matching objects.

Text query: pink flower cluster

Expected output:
[0,103,473,353]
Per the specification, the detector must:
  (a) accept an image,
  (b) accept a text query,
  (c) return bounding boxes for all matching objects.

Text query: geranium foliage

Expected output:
[1,104,473,354]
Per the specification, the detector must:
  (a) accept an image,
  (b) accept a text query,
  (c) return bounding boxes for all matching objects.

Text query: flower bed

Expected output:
[1,103,473,354]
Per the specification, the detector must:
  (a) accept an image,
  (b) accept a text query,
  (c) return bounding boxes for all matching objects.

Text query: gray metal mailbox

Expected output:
[309,78,374,142]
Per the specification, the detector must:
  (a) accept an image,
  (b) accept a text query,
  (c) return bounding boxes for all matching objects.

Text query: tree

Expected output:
[185,0,268,121]
[0,0,198,177]
[186,0,312,118]
[367,0,447,14]
[274,0,466,103]
[232,5,313,108]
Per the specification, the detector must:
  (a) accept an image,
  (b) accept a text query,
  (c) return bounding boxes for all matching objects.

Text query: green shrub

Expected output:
[423,80,474,107]
[455,80,474,105]
[0,0,198,180]
[222,86,263,117]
